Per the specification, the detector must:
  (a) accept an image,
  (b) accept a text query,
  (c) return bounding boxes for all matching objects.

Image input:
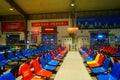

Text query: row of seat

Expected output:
[0,45,59,72]
[98,46,119,55]
[97,45,120,62]
[0,45,68,80]
[79,46,120,80]
[19,46,68,80]
[0,46,10,52]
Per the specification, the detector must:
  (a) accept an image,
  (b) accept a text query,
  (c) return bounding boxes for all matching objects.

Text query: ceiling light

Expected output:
[9,7,14,11]
[71,3,75,7]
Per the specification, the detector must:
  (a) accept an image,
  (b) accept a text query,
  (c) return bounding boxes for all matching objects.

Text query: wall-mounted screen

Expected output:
[115,36,120,44]
[90,32,109,46]
[42,34,57,44]
[6,35,20,45]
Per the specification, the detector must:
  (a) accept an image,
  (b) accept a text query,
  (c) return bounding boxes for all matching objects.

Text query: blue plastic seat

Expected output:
[53,50,63,58]
[21,49,33,58]
[0,54,11,67]
[116,49,120,56]
[0,72,15,80]
[91,57,111,74]
[39,56,56,71]
[21,49,29,58]
[28,48,35,56]
[16,51,25,59]
[84,51,96,61]
[7,52,19,61]
[79,49,87,54]
[48,53,60,62]
[44,53,59,66]
[79,47,88,54]
[97,62,120,80]
[0,53,12,71]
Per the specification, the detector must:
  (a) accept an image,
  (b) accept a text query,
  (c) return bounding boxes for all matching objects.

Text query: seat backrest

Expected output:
[90,52,96,59]
[50,51,55,58]
[21,49,27,56]
[47,53,53,60]
[53,50,57,56]
[116,50,120,56]
[8,52,15,58]
[31,58,42,73]
[110,63,120,79]
[59,48,62,53]
[85,49,89,53]
[97,54,105,65]
[39,56,46,67]
[55,49,59,55]
[0,72,15,80]
[16,51,21,56]
[103,57,111,70]
[45,54,50,63]
[18,63,34,80]
[94,53,101,62]
[87,50,92,56]
[0,54,6,61]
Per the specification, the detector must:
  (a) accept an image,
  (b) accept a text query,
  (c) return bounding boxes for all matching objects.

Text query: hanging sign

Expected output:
[2,22,24,32]
[76,16,120,29]
[32,21,68,27]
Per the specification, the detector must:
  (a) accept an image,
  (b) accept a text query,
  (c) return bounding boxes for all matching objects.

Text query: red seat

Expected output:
[110,48,118,55]
[82,49,92,58]
[88,54,105,68]
[56,49,64,57]
[18,62,44,80]
[50,51,62,61]
[58,48,66,56]
[30,58,52,79]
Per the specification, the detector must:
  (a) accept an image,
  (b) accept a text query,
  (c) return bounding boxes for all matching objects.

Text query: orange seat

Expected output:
[31,58,52,79]
[58,48,66,56]
[50,51,62,61]
[88,54,105,68]
[18,63,44,80]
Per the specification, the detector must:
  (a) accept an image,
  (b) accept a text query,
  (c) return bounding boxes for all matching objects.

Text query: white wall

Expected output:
[75,29,120,47]
[57,26,69,41]
[1,19,120,46]
[76,29,120,38]
[28,19,69,44]
[0,21,25,45]
[109,29,120,36]
[0,22,6,45]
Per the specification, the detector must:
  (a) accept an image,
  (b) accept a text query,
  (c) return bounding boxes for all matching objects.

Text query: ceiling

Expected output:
[0,0,120,16]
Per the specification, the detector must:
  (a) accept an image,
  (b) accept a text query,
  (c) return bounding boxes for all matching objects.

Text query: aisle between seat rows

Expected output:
[54,51,92,80]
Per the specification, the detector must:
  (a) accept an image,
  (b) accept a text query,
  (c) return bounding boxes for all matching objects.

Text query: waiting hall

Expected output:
[0,0,120,80]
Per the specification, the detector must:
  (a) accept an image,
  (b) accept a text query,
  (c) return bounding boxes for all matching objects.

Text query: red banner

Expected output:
[2,22,24,32]
[32,21,68,27]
